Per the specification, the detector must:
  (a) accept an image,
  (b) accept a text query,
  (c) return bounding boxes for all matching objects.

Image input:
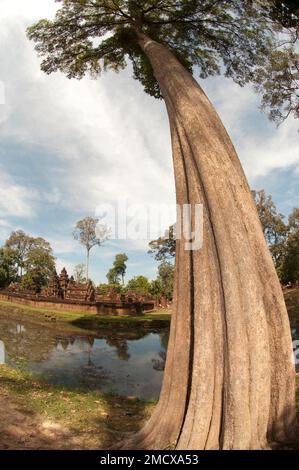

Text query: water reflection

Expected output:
[2,310,297,399]
[291,315,299,373]
[0,314,169,400]
[0,340,5,364]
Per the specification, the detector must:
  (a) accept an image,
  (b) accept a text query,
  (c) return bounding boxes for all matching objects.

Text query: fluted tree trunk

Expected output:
[123,34,297,450]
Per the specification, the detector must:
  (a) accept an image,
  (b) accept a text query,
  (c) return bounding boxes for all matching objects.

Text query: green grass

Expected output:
[0,299,171,334]
[0,291,298,449]
[0,365,154,449]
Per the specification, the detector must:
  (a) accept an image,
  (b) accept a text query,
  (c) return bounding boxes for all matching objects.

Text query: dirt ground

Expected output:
[0,388,86,450]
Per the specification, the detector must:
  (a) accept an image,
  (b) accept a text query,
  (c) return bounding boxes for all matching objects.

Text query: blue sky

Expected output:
[0,1,298,284]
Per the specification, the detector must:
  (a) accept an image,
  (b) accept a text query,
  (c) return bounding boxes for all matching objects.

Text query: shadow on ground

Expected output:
[0,367,153,450]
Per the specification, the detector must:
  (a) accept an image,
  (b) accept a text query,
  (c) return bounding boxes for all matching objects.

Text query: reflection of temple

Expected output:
[106,337,130,361]
[152,331,169,371]
[0,340,5,365]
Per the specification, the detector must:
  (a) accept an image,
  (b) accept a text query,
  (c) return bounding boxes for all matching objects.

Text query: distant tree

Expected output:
[73,263,86,283]
[148,225,176,262]
[107,253,128,285]
[252,190,289,278]
[73,217,110,280]
[23,239,56,292]
[256,1,299,123]
[106,267,119,285]
[149,278,163,300]
[253,190,287,243]
[114,253,128,285]
[5,230,34,277]
[157,261,174,301]
[0,247,19,288]
[281,208,299,283]
[3,232,56,291]
[126,276,151,296]
[98,283,123,294]
[97,283,110,295]
[288,207,299,231]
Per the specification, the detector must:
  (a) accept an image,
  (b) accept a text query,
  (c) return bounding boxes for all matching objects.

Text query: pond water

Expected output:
[290,315,299,373]
[0,311,298,401]
[0,314,169,400]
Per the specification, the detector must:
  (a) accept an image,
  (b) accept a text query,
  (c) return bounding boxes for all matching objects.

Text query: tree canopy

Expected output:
[106,253,128,284]
[73,217,110,253]
[73,216,110,279]
[0,232,55,291]
[28,0,299,119]
[252,189,299,283]
[282,207,299,283]
[73,263,87,282]
[148,224,176,262]
[126,275,151,295]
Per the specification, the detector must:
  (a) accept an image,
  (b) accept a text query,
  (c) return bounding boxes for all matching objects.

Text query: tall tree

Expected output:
[106,267,119,284]
[73,263,87,283]
[73,217,110,280]
[148,225,176,262]
[282,208,299,283]
[157,261,174,301]
[114,253,128,285]
[106,253,128,284]
[0,247,19,288]
[22,240,56,292]
[5,230,34,277]
[28,1,298,449]
[252,190,289,278]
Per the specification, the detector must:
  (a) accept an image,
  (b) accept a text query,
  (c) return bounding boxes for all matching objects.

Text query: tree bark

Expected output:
[122,34,297,450]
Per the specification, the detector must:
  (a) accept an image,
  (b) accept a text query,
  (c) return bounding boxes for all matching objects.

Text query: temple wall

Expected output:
[0,292,155,316]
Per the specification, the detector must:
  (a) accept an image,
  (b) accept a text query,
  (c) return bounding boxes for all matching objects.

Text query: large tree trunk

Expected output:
[122,34,297,450]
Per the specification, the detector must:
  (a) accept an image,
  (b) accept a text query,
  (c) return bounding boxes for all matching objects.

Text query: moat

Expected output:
[0,312,169,400]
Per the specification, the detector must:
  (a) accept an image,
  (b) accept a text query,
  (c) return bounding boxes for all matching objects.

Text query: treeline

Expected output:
[253,190,299,284]
[146,191,299,286]
[0,230,55,291]
[98,258,174,301]
[0,190,297,295]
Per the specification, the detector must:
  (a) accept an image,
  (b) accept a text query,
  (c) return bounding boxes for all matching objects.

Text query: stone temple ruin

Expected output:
[42,268,95,303]
[2,268,159,316]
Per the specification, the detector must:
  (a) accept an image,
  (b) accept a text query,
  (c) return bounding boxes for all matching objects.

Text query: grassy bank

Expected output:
[0,365,154,450]
[0,290,298,450]
[0,365,298,450]
[0,300,171,334]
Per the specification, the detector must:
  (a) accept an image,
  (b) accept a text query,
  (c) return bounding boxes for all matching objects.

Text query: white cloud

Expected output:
[48,237,78,255]
[0,1,298,280]
[0,0,58,20]
[203,76,299,182]
[241,120,299,180]
[0,218,13,241]
[55,258,76,276]
[0,17,175,217]
[0,167,37,218]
